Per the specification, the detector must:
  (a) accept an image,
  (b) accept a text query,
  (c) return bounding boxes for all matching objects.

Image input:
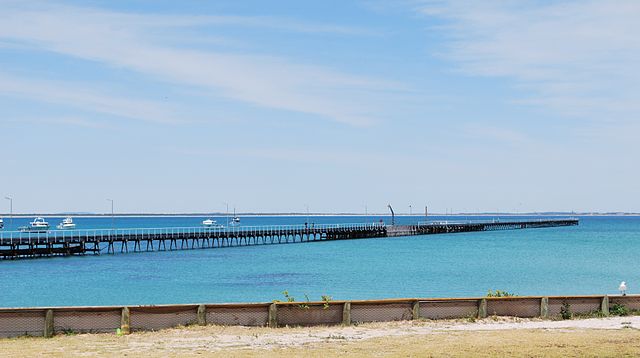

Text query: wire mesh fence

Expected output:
[277,304,342,326]
[130,306,198,331]
[420,299,479,320]
[0,294,634,337]
[205,305,269,326]
[610,295,640,311]
[548,297,601,317]
[54,308,121,334]
[350,302,413,323]
[486,298,541,318]
[0,310,45,337]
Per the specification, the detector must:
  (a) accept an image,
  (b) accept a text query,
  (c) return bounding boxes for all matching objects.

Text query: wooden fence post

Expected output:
[268,303,278,328]
[121,307,131,335]
[197,304,207,326]
[342,302,351,326]
[478,299,487,319]
[601,295,609,316]
[44,309,54,338]
[412,301,420,320]
[540,297,549,318]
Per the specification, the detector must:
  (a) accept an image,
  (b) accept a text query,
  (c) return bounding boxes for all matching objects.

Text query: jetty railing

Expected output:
[416,217,579,225]
[0,294,631,338]
[0,218,578,259]
[0,222,384,241]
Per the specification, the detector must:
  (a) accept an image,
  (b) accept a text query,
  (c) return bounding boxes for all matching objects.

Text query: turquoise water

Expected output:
[0,215,637,307]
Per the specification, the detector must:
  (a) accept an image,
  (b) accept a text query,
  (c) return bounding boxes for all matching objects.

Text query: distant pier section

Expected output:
[0,218,578,259]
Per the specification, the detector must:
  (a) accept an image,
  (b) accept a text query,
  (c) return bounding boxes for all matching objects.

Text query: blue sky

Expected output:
[1,0,638,214]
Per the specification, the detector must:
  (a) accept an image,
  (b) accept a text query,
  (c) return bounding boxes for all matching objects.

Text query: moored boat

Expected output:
[231,208,240,225]
[56,217,76,230]
[19,217,50,233]
[202,218,223,228]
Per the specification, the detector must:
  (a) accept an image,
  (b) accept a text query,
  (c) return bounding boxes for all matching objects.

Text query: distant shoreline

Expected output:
[0,212,638,218]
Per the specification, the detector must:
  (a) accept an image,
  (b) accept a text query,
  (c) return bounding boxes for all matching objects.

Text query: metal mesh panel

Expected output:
[205,306,269,326]
[0,311,45,337]
[350,303,412,323]
[420,300,479,319]
[610,296,640,310]
[486,298,540,317]
[54,309,121,334]
[130,307,198,331]
[548,297,601,316]
[277,304,342,326]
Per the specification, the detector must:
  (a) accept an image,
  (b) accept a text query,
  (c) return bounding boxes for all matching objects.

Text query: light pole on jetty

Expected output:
[106,199,114,229]
[223,202,229,227]
[4,196,12,231]
[387,204,395,226]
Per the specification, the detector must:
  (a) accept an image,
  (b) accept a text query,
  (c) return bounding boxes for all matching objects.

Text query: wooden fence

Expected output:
[0,294,636,338]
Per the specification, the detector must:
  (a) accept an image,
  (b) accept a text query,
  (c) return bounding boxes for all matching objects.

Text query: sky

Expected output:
[0,0,638,214]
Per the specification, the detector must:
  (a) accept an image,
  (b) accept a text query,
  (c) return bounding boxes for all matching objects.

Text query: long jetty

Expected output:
[0,218,578,259]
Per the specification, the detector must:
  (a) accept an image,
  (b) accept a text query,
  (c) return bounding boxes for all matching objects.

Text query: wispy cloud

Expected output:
[416,1,640,122]
[0,2,401,126]
[0,73,180,124]
[4,116,110,129]
[461,124,531,146]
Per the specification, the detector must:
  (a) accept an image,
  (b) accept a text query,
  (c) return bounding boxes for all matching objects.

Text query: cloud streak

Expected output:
[0,2,401,127]
[0,73,180,124]
[417,0,640,122]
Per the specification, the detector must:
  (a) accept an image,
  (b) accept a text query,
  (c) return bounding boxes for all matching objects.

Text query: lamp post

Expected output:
[409,205,412,216]
[4,196,12,231]
[223,202,229,227]
[305,204,309,226]
[387,204,395,226]
[106,199,114,229]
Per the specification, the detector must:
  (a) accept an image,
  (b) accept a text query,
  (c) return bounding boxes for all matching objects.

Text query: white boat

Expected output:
[56,217,76,230]
[202,218,223,228]
[231,208,240,225]
[0,218,3,229]
[19,217,50,232]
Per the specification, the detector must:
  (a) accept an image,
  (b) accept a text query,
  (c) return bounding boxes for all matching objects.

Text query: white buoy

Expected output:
[619,281,627,296]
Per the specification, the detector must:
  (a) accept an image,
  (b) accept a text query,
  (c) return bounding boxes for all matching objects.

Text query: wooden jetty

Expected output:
[0,218,578,259]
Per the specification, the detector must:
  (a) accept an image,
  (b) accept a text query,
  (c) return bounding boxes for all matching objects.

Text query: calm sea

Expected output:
[0,215,637,307]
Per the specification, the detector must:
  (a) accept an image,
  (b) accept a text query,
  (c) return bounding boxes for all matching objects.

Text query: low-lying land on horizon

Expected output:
[1,212,637,217]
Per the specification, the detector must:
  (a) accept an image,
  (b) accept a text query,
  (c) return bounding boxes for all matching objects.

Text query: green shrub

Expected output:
[560,301,572,320]
[321,295,333,310]
[610,303,629,316]
[486,290,517,297]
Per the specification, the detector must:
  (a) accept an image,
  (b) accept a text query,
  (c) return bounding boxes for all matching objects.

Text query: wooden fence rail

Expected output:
[0,294,634,338]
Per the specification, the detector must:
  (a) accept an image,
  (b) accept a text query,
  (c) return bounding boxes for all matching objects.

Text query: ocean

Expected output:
[0,215,637,307]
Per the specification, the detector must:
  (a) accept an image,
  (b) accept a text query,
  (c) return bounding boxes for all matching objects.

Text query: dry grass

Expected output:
[1,320,640,357]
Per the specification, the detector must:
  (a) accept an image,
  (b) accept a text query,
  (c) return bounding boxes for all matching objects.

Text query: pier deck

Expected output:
[0,218,578,259]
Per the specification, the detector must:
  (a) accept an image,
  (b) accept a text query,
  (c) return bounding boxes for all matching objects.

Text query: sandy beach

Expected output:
[2,316,640,357]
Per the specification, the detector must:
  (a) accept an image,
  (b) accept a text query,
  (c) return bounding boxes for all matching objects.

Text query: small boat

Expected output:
[56,217,76,230]
[231,208,240,225]
[19,217,50,232]
[0,218,3,229]
[202,218,223,228]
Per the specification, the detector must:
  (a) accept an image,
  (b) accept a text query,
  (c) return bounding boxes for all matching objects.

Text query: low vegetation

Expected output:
[275,291,334,310]
[486,289,517,297]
